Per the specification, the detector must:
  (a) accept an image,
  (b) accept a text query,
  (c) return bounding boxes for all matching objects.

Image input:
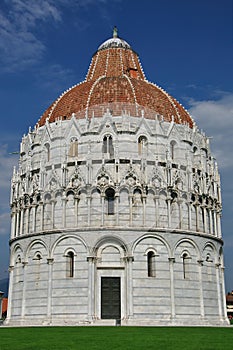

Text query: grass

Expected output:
[0,326,233,350]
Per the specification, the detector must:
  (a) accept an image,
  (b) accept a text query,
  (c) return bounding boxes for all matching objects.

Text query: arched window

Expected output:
[103,135,114,158]
[45,143,50,162]
[170,141,176,160]
[182,252,190,279]
[15,255,22,283]
[66,251,74,278]
[138,136,147,156]
[69,138,78,157]
[105,188,115,215]
[33,253,42,282]
[33,253,42,261]
[147,251,156,277]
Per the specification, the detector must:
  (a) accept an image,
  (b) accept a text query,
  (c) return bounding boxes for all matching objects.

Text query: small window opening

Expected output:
[182,253,190,279]
[147,251,156,277]
[67,251,74,278]
[33,253,42,261]
[103,135,114,158]
[69,138,78,157]
[16,255,21,264]
[45,144,50,162]
[105,188,115,215]
[127,67,138,78]
[170,141,176,160]
[138,136,147,156]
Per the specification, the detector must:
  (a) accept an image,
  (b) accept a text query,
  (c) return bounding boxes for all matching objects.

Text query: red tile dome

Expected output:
[38,30,193,128]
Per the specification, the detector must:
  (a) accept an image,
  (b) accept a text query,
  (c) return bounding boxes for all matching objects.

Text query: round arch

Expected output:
[50,234,89,258]
[92,235,129,256]
[132,233,172,258]
[173,238,201,260]
[25,239,48,262]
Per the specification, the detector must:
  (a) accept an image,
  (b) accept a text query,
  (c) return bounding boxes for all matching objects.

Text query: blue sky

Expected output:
[0,0,233,291]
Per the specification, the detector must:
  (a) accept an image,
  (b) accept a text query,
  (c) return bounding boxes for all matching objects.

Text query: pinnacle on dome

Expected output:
[97,27,131,50]
[113,26,118,38]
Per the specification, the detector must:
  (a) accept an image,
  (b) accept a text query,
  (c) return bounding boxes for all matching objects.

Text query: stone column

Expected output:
[202,206,207,233]
[155,196,159,227]
[213,211,217,237]
[216,211,222,239]
[40,203,44,231]
[87,194,91,226]
[74,196,78,226]
[188,203,192,230]
[25,208,29,234]
[15,211,19,237]
[5,266,14,323]
[101,195,104,226]
[195,205,199,232]
[47,258,54,324]
[115,193,119,226]
[32,206,36,232]
[87,256,95,321]
[21,262,28,318]
[51,201,55,229]
[62,197,66,228]
[167,199,171,227]
[178,200,182,229]
[215,263,223,319]
[126,256,134,319]
[142,195,146,226]
[11,211,16,239]
[197,260,205,318]
[20,210,24,236]
[129,194,133,226]
[168,258,175,319]
[220,266,228,320]
[209,209,213,234]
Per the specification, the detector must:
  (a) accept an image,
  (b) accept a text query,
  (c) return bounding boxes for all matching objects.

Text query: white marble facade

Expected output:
[6,110,228,326]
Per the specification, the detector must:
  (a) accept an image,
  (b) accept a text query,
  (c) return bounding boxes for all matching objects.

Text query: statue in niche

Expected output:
[32,174,39,192]
[133,189,142,206]
[50,177,57,190]
[97,165,113,187]
[72,176,81,188]
[194,181,200,193]
[127,176,136,186]
[175,179,183,190]
[97,175,109,187]
[152,175,161,189]
[21,178,26,194]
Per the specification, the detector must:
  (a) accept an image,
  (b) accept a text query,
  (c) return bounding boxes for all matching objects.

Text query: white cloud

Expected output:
[188,93,233,170]
[0,0,57,72]
[0,0,120,72]
[11,0,62,27]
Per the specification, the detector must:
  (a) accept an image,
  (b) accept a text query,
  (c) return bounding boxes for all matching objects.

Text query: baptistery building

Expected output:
[7,29,228,326]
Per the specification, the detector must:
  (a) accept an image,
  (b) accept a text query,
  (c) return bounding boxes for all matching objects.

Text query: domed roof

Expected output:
[98,28,131,50]
[38,29,193,128]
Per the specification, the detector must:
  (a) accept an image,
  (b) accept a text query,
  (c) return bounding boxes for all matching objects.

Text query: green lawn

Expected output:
[0,326,233,350]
